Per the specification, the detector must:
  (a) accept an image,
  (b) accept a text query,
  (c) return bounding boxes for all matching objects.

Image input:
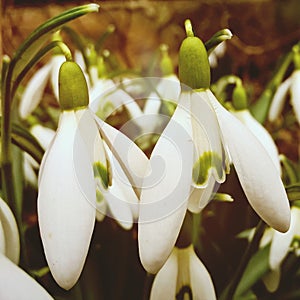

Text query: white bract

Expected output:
[268,69,300,125]
[150,245,216,300]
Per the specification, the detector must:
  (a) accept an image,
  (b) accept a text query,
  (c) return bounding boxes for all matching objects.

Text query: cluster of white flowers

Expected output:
[2,9,299,300]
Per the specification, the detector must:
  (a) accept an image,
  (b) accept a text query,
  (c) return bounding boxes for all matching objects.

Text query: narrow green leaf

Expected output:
[0,117,44,164]
[10,4,99,84]
[234,244,271,297]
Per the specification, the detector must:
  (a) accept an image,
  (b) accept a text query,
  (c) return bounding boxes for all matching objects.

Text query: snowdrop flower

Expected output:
[138,81,194,273]
[23,125,56,186]
[231,82,281,173]
[37,61,104,289]
[0,198,52,299]
[0,197,20,264]
[208,41,227,68]
[180,20,290,232]
[38,61,145,289]
[0,253,54,300]
[150,245,216,300]
[138,20,290,274]
[19,52,65,119]
[262,206,300,292]
[268,69,300,125]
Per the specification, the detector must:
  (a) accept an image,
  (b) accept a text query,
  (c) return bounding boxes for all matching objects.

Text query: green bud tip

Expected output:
[87,44,97,66]
[179,20,210,89]
[97,56,107,78]
[232,80,248,110]
[292,45,300,70]
[59,61,89,110]
[159,44,173,76]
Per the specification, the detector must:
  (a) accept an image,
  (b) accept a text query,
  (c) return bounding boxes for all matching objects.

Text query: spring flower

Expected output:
[19,53,65,119]
[38,61,145,289]
[138,20,290,274]
[0,253,54,300]
[37,61,103,289]
[231,82,281,173]
[208,41,227,68]
[260,206,300,292]
[181,20,290,232]
[0,198,52,299]
[268,69,300,125]
[138,86,194,273]
[150,245,216,300]
[0,197,20,264]
[23,124,56,186]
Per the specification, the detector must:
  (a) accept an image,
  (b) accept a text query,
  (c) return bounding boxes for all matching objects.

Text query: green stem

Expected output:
[11,40,72,99]
[219,220,266,300]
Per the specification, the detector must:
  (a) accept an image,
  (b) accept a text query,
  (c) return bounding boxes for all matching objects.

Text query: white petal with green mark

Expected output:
[138,93,193,274]
[191,90,226,187]
[99,142,139,229]
[208,90,290,232]
[94,115,149,194]
[38,111,96,290]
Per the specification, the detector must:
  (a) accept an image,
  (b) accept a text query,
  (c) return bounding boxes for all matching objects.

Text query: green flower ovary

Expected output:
[59,61,89,110]
[192,151,223,186]
[93,162,109,189]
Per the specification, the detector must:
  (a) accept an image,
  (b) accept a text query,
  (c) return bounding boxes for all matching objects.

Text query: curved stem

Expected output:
[220,220,266,300]
[11,40,72,99]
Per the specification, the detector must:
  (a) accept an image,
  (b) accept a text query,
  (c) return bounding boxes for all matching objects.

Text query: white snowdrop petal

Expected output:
[234,110,281,174]
[0,221,5,256]
[0,253,53,300]
[270,207,300,269]
[268,77,292,122]
[23,153,38,186]
[19,63,52,119]
[30,124,56,150]
[189,246,217,300]
[150,248,178,300]
[38,111,96,290]
[290,70,300,124]
[0,198,20,264]
[138,94,193,273]
[94,115,149,193]
[208,90,290,232]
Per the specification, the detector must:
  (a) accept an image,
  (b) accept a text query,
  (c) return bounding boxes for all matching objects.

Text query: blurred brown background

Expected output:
[2,0,300,83]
